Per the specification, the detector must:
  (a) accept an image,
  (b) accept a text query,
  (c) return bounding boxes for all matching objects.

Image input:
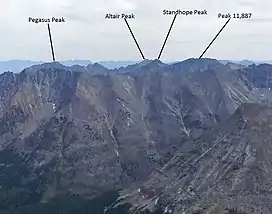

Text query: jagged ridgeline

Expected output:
[0,59,272,213]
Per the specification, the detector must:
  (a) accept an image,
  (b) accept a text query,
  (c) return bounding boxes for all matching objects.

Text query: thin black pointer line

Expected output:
[157,14,178,60]
[124,18,145,60]
[199,18,231,59]
[47,23,56,61]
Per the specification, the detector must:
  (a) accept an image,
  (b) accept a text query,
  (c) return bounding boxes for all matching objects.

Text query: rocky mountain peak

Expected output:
[23,61,69,72]
[170,57,226,73]
[86,63,109,74]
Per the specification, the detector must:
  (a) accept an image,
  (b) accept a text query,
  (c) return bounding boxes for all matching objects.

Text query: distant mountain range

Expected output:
[0,59,272,73]
[219,59,272,66]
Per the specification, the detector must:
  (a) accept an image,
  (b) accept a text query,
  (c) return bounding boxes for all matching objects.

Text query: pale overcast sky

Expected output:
[0,0,271,61]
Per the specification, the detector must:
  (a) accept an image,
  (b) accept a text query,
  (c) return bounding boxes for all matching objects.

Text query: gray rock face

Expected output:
[120,103,272,214]
[1,59,272,212]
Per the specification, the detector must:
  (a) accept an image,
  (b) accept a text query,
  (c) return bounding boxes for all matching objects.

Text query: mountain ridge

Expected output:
[4,58,272,76]
[1,59,272,73]
[0,59,272,213]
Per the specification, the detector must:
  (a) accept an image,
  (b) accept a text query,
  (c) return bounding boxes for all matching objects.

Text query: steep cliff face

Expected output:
[0,59,272,213]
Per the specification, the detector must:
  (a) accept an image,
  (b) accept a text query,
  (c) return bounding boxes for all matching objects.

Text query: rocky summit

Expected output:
[0,59,272,213]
